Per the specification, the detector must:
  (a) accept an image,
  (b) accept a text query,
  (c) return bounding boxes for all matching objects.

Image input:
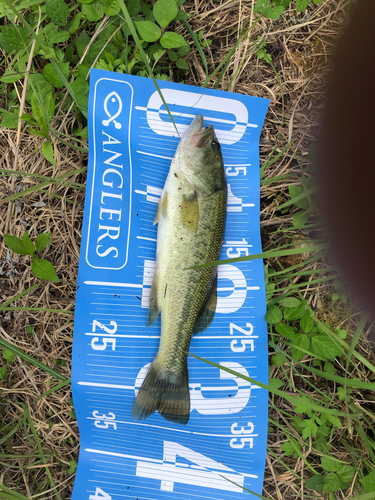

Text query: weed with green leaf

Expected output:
[4,231,59,281]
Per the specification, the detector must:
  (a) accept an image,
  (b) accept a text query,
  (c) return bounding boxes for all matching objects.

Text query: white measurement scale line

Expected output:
[86,417,259,439]
[83,333,257,339]
[86,385,248,393]
[86,448,163,463]
[137,150,173,160]
[84,281,142,288]
[84,281,260,291]
[226,164,252,167]
[139,143,176,153]
[139,163,169,174]
[222,244,253,247]
[135,106,259,129]
[89,374,136,381]
[78,381,262,392]
[139,133,178,143]
[137,236,157,242]
[78,382,134,389]
[89,313,148,317]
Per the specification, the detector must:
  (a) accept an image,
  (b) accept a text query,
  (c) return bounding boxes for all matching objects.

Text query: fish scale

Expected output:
[157,187,227,369]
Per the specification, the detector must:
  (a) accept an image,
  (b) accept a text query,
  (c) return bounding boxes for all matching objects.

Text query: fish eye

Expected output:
[211,141,220,151]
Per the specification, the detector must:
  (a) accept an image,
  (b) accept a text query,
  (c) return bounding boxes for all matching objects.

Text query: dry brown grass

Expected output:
[0,0,355,498]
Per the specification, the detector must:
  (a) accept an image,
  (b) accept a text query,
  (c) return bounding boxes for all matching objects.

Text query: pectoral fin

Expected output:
[147,269,160,326]
[193,273,218,334]
[180,193,199,232]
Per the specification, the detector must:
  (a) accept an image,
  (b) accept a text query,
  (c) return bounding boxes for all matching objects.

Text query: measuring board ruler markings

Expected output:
[71,70,270,500]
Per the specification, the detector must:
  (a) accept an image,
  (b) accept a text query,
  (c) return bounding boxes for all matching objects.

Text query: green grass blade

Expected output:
[188,353,345,416]
[0,307,74,313]
[267,251,327,277]
[267,448,303,480]
[277,186,316,210]
[0,168,85,190]
[219,475,271,499]
[192,244,326,269]
[0,421,23,446]
[274,223,319,233]
[0,283,41,309]
[343,315,369,433]
[261,172,297,185]
[356,419,375,464]
[19,403,62,500]
[0,167,87,204]
[0,486,29,500]
[212,15,260,89]
[52,129,89,150]
[0,420,17,435]
[34,378,71,402]
[0,339,68,381]
[183,20,208,77]
[287,356,375,393]
[267,274,338,298]
[222,468,323,498]
[277,340,327,363]
[38,190,76,204]
[346,315,368,373]
[271,266,335,279]
[314,318,375,376]
[263,238,322,253]
[117,0,179,137]
[51,133,88,153]
[259,62,286,178]
[0,454,40,459]
[350,493,375,500]
[261,143,292,178]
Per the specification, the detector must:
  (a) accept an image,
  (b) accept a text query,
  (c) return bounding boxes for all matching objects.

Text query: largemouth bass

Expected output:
[132,115,227,425]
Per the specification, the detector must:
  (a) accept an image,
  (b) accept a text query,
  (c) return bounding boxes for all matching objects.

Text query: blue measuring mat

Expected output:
[71,69,270,500]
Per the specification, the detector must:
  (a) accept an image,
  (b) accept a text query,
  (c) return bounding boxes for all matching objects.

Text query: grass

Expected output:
[1,0,373,498]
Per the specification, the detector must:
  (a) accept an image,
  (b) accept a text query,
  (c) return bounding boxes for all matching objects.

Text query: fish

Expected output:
[132,114,227,425]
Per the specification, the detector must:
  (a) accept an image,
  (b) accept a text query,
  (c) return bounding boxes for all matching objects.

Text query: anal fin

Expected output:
[147,268,160,326]
[193,273,218,334]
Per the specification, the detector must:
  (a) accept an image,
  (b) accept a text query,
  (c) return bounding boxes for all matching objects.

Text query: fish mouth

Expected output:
[192,124,215,148]
[188,114,204,134]
[187,115,215,148]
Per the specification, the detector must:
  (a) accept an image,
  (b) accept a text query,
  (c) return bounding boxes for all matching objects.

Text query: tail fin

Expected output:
[132,360,190,425]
